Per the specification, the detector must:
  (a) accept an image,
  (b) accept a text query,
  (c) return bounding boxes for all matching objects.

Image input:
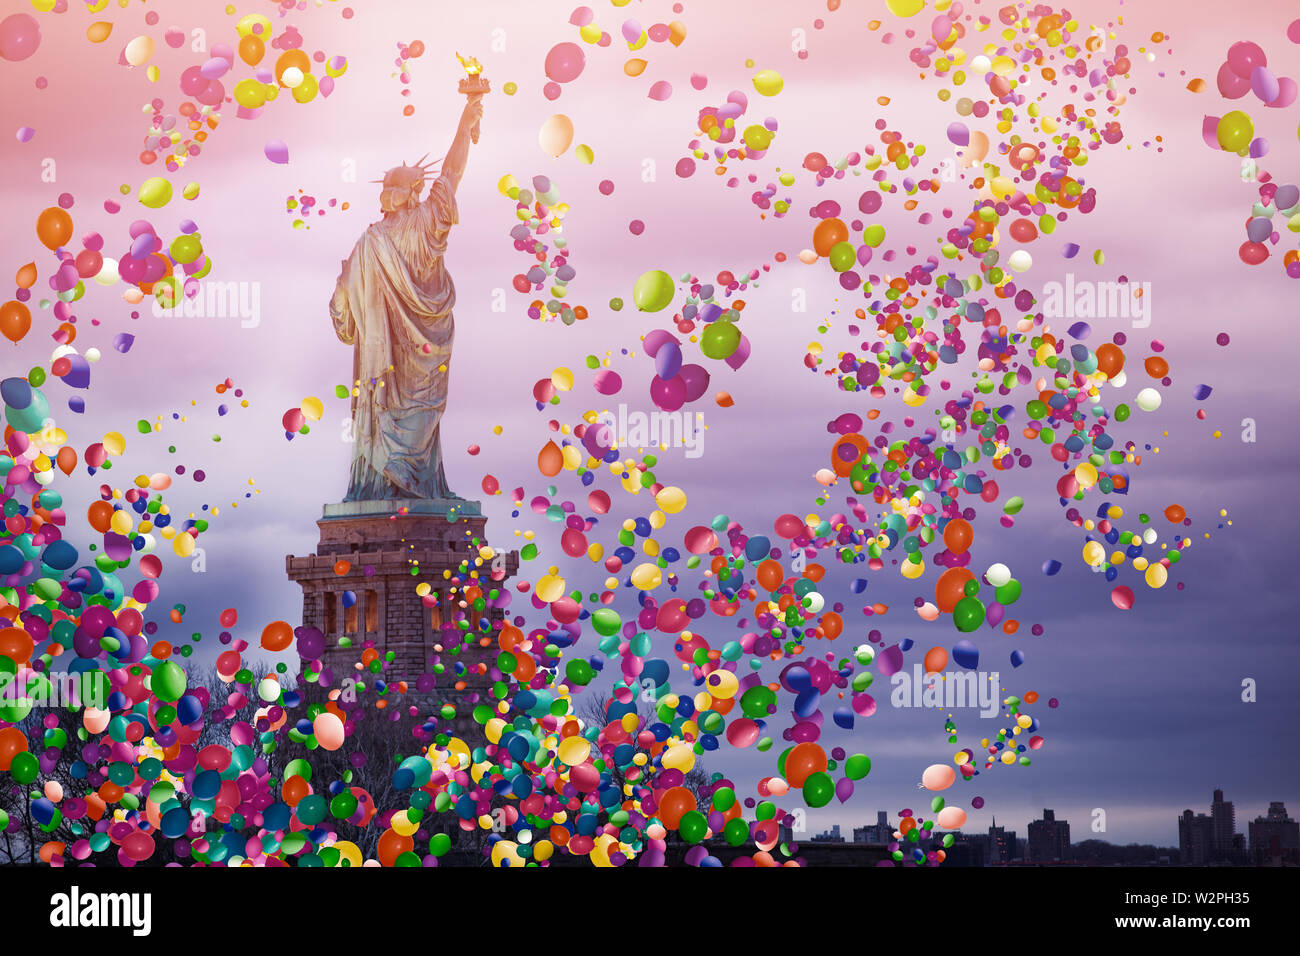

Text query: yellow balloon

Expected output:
[1082,540,1105,567]
[886,0,925,15]
[1073,461,1098,488]
[655,486,686,514]
[557,736,591,766]
[661,743,695,773]
[752,69,784,96]
[234,79,268,110]
[630,563,662,590]
[536,573,566,603]
[1145,562,1168,589]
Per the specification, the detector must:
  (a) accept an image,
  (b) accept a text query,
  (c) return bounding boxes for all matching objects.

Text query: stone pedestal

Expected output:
[285,497,517,742]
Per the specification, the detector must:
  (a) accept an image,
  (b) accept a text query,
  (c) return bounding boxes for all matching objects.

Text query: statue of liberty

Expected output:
[329,75,484,503]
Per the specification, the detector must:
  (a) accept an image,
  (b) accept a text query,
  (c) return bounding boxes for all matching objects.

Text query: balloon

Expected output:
[752,69,783,96]
[953,596,985,632]
[700,321,740,360]
[0,14,41,62]
[1226,42,1266,79]
[813,218,848,256]
[633,270,675,311]
[36,207,73,250]
[802,771,835,808]
[942,517,973,553]
[784,742,827,788]
[0,301,31,344]
[313,712,345,751]
[260,620,293,652]
[1216,111,1254,152]
[539,114,574,157]
[544,42,585,83]
[922,763,956,791]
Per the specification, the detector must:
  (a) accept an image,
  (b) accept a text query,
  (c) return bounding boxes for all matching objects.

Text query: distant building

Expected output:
[941,830,987,867]
[812,824,845,843]
[1027,808,1071,863]
[1179,809,1215,865]
[988,817,1017,864]
[1211,789,1237,861]
[1249,802,1300,867]
[854,811,892,844]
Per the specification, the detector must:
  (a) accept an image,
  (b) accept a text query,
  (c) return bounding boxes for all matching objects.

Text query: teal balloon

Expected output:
[802,771,835,808]
[632,269,675,312]
[5,386,48,433]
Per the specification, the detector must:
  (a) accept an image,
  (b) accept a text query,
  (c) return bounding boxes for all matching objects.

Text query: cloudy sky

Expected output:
[1,0,1297,847]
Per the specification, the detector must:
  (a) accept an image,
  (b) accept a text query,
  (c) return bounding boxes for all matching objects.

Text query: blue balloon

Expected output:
[0,377,32,410]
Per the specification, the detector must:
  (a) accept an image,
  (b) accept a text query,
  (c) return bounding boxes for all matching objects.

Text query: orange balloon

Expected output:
[377,827,413,866]
[820,611,843,639]
[784,742,827,788]
[260,620,294,652]
[756,559,784,592]
[1144,355,1170,379]
[0,627,34,664]
[281,775,309,806]
[812,217,849,257]
[15,263,36,289]
[275,49,311,85]
[942,517,973,554]
[923,646,948,674]
[1164,504,1186,524]
[87,500,115,534]
[935,566,974,613]
[56,447,77,476]
[36,207,73,251]
[238,33,265,65]
[656,786,695,829]
[1095,342,1125,378]
[0,301,31,344]
[0,726,29,771]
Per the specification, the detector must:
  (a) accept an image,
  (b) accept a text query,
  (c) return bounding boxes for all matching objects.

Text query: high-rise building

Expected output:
[987,817,1017,863]
[1178,809,1215,865]
[1248,802,1300,866]
[854,810,892,844]
[1211,789,1237,861]
[1027,808,1071,862]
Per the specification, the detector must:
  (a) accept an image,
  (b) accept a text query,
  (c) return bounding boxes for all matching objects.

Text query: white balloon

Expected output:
[985,562,1011,587]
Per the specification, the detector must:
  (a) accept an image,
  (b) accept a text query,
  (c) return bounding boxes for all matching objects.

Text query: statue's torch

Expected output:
[456,53,488,145]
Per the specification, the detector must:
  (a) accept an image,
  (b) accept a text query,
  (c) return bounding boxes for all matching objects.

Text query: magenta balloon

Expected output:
[592,369,623,395]
[835,777,855,804]
[724,333,752,371]
[678,364,710,402]
[648,374,686,411]
[642,328,679,357]
[725,718,760,747]
[1251,66,1279,104]
[582,422,613,458]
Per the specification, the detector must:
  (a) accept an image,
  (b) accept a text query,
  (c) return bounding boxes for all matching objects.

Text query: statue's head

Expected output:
[375,154,439,213]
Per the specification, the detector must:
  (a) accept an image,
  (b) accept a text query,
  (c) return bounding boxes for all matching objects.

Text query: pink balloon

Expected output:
[1226,41,1266,79]
[1216,62,1250,99]
[544,42,585,83]
[647,80,672,101]
[1266,76,1297,108]
[592,369,623,395]
[678,364,710,402]
[0,14,41,62]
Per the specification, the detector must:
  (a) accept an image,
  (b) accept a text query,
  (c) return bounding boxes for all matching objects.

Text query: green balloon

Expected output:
[632,269,675,312]
[739,684,775,719]
[802,771,834,808]
[953,595,986,632]
[329,792,358,819]
[700,320,741,360]
[678,809,708,844]
[9,750,38,785]
[844,753,872,780]
[590,607,621,637]
[564,658,594,686]
[722,816,749,846]
[429,832,452,857]
[711,785,736,812]
[995,578,1022,605]
[152,660,187,703]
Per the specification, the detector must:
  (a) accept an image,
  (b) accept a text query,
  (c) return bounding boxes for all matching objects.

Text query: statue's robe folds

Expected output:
[330,176,459,502]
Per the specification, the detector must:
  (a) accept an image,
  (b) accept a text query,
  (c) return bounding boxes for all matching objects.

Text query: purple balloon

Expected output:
[1251,66,1279,104]
[1247,216,1273,243]
[642,328,679,357]
[835,777,855,804]
[655,340,683,380]
[946,121,969,146]
[724,333,751,371]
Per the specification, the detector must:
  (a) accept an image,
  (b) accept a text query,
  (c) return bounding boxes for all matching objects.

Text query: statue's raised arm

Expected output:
[436,94,482,198]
